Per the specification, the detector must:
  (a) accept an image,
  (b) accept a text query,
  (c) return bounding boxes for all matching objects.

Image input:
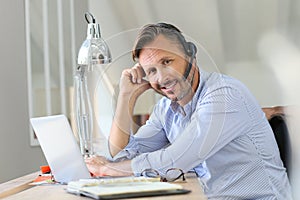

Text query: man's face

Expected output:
[139,35,192,102]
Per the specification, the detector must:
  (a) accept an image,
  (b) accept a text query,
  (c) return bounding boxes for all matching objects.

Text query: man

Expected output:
[85,23,292,199]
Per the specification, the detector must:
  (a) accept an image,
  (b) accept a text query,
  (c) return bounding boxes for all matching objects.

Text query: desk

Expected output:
[0,172,206,200]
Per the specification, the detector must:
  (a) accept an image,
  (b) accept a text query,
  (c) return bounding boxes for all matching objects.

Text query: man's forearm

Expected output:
[103,160,134,176]
[109,94,136,157]
[109,81,151,157]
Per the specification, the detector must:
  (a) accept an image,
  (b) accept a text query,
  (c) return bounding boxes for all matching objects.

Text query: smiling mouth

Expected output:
[160,80,177,93]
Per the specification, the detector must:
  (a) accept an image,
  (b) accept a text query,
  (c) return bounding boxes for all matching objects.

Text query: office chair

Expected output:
[268,114,291,177]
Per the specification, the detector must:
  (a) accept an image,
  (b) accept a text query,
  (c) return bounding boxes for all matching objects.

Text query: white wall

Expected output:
[0,0,89,183]
[0,0,46,183]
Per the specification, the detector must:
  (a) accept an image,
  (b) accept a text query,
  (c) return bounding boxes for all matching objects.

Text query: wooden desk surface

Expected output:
[0,172,207,200]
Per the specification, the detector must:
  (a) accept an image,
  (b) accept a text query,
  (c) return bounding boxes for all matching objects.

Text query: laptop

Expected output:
[30,114,92,184]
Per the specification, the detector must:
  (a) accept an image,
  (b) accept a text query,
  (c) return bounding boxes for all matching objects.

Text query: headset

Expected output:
[182,42,197,80]
[156,23,197,81]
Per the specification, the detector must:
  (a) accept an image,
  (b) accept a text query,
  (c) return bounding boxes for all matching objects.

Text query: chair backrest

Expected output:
[268,114,291,177]
[262,106,291,177]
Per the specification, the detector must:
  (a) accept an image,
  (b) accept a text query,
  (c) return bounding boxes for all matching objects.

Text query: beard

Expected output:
[161,78,193,102]
[151,69,195,103]
[173,81,192,102]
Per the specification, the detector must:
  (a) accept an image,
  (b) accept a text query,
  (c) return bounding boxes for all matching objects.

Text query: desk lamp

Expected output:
[74,12,112,157]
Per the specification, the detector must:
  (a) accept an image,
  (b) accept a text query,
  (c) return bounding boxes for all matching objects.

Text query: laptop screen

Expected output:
[30,114,91,183]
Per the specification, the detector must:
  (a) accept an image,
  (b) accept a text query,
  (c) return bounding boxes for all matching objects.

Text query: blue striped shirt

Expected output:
[112,70,292,199]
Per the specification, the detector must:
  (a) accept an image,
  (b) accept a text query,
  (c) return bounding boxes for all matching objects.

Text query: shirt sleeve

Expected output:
[110,102,170,162]
[131,85,255,176]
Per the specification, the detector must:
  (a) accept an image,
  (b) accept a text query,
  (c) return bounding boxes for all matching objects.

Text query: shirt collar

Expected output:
[170,101,186,116]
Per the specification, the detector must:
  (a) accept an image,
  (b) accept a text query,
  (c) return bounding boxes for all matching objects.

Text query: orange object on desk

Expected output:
[30,166,54,185]
[40,165,51,174]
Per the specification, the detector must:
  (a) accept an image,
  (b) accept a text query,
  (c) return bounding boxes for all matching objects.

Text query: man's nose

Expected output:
[151,68,164,85]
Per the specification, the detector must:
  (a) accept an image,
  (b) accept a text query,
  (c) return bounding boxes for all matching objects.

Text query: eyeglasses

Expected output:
[140,168,186,182]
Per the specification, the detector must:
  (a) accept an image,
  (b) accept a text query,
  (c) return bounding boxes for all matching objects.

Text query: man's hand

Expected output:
[85,155,133,177]
[85,155,110,177]
[119,64,151,98]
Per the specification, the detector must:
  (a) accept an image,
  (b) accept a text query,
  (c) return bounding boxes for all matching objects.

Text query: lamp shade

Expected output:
[77,12,112,66]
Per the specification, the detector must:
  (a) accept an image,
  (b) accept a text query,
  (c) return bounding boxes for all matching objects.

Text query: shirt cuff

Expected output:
[105,135,138,162]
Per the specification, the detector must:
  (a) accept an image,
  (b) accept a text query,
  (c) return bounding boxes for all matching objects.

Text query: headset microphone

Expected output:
[183,42,197,80]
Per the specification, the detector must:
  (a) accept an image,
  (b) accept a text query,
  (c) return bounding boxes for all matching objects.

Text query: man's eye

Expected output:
[162,59,172,65]
[148,68,156,75]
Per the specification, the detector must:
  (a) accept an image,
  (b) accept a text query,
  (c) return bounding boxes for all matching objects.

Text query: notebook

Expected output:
[67,177,191,199]
[30,114,92,184]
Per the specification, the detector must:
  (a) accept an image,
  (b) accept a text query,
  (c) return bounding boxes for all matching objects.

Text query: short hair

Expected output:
[132,23,190,61]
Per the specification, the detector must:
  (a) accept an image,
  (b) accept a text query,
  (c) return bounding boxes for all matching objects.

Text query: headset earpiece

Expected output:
[183,42,197,80]
[186,42,197,57]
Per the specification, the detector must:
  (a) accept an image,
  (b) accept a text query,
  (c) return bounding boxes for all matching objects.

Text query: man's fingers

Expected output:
[135,64,146,83]
[131,64,146,84]
[130,69,138,83]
